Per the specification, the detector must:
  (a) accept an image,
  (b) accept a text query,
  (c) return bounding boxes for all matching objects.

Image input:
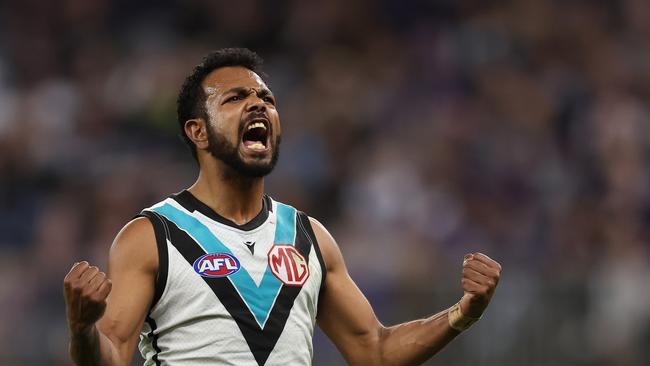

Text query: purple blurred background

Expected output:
[1,0,649,365]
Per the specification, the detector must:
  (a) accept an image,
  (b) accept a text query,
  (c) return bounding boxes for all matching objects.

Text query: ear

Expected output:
[184,118,209,150]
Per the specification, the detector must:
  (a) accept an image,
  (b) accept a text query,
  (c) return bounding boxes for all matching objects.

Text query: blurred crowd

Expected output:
[1,0,649,365]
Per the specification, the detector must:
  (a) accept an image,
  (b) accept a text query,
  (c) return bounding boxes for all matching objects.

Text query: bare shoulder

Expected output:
[308,216,344,272]
[109,216,158,274]
[97,216,159,350]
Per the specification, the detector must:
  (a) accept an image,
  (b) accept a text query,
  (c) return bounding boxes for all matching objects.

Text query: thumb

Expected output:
[459,293,484,318]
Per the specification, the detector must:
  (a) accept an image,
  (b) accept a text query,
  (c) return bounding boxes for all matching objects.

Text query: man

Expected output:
[63,48,501,365]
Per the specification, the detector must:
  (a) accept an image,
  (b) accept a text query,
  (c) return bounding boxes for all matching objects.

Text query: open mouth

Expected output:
[242,119,269,151]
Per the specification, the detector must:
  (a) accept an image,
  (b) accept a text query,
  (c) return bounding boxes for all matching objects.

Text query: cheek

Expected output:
[206,108,226,130]
[270,113,281,135]
[207,109,240,136]
[206,97,239,129]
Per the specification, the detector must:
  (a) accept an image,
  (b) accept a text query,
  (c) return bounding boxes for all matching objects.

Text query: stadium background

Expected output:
[1,0,649,365]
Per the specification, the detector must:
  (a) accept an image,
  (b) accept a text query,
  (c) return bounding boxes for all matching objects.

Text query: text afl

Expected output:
[193,253,241,278]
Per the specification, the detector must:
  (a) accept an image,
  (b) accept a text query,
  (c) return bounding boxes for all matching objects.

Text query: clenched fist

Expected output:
[459,253,501,318]
[63,261,112,334]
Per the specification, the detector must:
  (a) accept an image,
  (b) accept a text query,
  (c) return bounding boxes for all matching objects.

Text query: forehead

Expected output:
[202,66,268,93]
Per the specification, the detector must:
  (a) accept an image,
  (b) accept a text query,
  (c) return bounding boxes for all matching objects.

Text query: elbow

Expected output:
[346,325,388,366]
[377,325,395,366]
[377,325,420,366]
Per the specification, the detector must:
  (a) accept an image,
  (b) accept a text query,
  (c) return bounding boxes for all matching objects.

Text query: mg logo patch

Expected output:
[267,245,309,286]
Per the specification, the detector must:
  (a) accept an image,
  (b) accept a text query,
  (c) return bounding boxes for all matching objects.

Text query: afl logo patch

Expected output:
[193,253,241,278]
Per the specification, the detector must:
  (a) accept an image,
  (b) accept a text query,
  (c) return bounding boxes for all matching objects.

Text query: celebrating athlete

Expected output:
[63,48,501,366]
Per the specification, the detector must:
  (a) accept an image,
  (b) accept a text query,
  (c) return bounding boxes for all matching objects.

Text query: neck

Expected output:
[188,160,265,226]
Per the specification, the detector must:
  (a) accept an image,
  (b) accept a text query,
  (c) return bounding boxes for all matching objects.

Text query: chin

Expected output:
[238,164,275,178]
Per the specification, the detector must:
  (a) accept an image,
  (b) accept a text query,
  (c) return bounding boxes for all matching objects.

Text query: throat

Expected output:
[188,173,266,226]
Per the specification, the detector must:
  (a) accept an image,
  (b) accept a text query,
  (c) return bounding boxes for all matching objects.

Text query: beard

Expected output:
[206,123,280,178]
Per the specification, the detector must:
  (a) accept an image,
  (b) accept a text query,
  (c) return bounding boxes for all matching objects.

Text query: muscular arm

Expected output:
[64,217,158,366]
[312,218,500,366]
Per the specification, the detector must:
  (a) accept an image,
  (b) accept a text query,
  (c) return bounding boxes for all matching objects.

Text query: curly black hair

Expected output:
[176,48,264,161]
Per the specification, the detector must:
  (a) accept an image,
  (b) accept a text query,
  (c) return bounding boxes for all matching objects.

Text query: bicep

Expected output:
[311,218,384,365]
[96,217,158,362]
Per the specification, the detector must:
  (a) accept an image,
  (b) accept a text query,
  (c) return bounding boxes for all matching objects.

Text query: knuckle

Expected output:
[93,291,109,302]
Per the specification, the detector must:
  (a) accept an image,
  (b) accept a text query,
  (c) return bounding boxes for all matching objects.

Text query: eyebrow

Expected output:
[221,86,274,98]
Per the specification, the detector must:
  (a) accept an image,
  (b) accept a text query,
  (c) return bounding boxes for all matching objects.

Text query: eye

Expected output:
[263,96,275,105]
[224,95,242,103]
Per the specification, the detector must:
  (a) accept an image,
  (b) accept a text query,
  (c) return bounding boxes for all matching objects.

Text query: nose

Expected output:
[246,95,267,113]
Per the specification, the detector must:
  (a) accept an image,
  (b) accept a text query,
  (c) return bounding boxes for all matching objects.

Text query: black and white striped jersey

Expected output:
[137,190,326,366]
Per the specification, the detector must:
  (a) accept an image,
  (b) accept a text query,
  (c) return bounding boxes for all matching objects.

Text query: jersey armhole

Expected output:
[297,212,327,294]
[135,211,169,311]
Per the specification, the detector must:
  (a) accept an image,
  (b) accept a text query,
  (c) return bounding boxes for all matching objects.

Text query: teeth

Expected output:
[249,142,265,149]
[247,122,267,131]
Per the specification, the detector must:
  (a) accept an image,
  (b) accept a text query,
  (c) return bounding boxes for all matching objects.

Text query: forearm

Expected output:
[377,308,460,366]
[69,326,122,366]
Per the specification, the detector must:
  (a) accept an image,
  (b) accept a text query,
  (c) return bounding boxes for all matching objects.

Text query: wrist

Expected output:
[69,322,95,339]
[447,301,481,332]
[459,294,487,318]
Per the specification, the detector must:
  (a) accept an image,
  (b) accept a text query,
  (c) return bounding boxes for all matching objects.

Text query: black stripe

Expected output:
[145,316,162,366]
[297,212,327,294]
[161,216,311,366]
[135,211,169,310]
[170,190,272,231]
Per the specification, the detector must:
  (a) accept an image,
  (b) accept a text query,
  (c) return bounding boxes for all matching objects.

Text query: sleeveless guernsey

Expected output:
[136,190,326,366]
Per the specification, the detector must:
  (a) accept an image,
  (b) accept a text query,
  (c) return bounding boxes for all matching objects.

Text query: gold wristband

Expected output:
[447,302,480,332]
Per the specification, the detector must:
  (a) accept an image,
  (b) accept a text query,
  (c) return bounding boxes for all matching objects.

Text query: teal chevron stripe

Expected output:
[251,201,297,326]
[152,201,296,328]
[274,202,296,245]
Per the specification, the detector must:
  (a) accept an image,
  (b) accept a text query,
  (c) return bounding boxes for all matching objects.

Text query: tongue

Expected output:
[244,140,265,149]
